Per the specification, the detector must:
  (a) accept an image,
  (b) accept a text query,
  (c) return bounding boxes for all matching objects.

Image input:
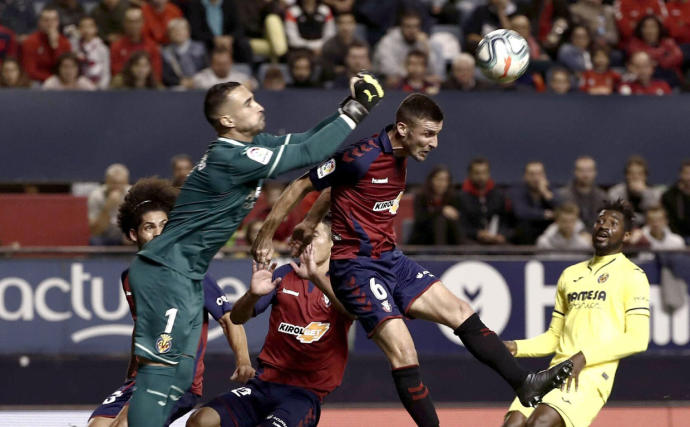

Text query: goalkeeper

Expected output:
[126,74,384,427]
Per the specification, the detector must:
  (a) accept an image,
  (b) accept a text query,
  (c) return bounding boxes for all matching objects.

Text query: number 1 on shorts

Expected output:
[164,308,178,333]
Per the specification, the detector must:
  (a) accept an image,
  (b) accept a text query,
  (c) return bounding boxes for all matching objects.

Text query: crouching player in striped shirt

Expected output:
[503,200,650,427]
[187,220,355,427]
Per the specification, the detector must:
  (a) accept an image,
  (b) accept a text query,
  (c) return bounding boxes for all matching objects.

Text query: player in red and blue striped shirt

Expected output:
[252,94,574,427]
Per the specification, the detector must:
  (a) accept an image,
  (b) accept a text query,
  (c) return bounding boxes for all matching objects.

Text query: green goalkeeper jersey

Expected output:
[139,113,354,279]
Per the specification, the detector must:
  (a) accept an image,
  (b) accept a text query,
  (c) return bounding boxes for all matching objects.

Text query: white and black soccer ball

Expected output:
[475,29,530,83]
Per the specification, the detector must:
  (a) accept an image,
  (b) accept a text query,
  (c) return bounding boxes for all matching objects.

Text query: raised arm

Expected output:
[218,312,255,383]
[230,262,281,324]
[290,244,355,320]
[507,313,563,358]
[252,175,317,262]
[289,189,332,257]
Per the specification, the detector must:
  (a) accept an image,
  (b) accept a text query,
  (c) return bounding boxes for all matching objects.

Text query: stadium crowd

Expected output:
[3,0,690,94]
[83,155,690,252]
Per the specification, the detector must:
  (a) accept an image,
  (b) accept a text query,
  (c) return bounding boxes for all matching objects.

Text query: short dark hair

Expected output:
[117,177,179,239]
[556,201,580,218]
[211,47,232,59]
[395,93,443,126]
[399,9,421,24]
[524,160,544,172]
[204,82,242,130]
[406,49,428,65]
[634,14,668,40]
[54,52,80,75]
[599,198,635,231]
[347,39,369,54]
[40,6,59,16]
[624,155,648,177]
[468,156,489,172]
[680,159,690,171]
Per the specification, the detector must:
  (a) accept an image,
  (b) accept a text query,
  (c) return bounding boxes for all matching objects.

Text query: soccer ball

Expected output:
[475,29,530,83]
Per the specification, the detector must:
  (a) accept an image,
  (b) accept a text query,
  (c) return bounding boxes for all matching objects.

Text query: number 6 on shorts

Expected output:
[369,278,388,300]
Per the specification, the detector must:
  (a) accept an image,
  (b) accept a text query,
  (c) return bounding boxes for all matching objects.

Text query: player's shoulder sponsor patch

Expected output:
[317,158,336,178]
[244,146,273,165]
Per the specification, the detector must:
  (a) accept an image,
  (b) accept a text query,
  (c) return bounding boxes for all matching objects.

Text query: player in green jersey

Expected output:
[127,74,384,427]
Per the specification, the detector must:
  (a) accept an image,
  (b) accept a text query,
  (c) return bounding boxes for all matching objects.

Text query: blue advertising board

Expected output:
[0,256,687,355]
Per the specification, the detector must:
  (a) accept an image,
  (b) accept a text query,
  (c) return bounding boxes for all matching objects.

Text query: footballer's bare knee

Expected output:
[502,411,527,427]
[525,405,564,427]
[372,318,418,368]
[186,407,221,427]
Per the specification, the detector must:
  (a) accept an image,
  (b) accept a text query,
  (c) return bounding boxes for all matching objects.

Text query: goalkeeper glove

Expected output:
[339,71,384,124]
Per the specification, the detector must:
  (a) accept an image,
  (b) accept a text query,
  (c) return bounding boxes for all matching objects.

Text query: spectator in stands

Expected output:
[373,9,443,88]
[287,49,321,88]
[619,51,672,94]
[170,153,193,188]
[442,53,489,91]
[90,0,128,44]
[110,8,163,81]
[141,0,183,45]
[558,25,593,73]
[547,67,573,93]
[580,46,621,94]
[21,7,72,82]
[510,14,550,63]
[354,0,433,46]
[662,159,690,242]
[324,0,354,14]
[558,155,608,229]
[285,0,336,57]
[72,16,110,89]
[88,163,131,245]
[464,0,517,52]
[0,57,31,88]
[42,52,97,90]
[261,65,287,90]
[627,15,683,86]
[536,202,592,250]
[666,0,690,46]
[521,0,571,57]
[570,0,619,47]
[397,49,439,94]
[614,0,668,45]
[0,0,37,40]
[329,40,371,88]
[0,25,19,64]
[183,0,253,63]
[408,164,463,246]
[458,157,513,245]
[321,12,364,81]
[110,50,162,89]
[161,18,207,89]
[608,155,662,224]
[192,47,255,89]
[510,161,561,245]
[45,0,85,36]
[235,0,287,62]
[630,205,686,249]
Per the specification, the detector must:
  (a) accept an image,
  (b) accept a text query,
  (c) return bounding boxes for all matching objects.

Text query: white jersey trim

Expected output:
[267,134,290,177]
[218,137,246,147]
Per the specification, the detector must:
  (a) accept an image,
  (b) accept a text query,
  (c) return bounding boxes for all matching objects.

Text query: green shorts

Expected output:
[128,255,204,365]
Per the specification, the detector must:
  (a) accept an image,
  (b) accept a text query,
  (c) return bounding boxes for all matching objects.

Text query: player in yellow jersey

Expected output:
[502,200,650,427]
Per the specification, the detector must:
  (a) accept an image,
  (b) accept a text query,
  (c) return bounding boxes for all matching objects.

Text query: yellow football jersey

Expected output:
[516,252,650,400]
